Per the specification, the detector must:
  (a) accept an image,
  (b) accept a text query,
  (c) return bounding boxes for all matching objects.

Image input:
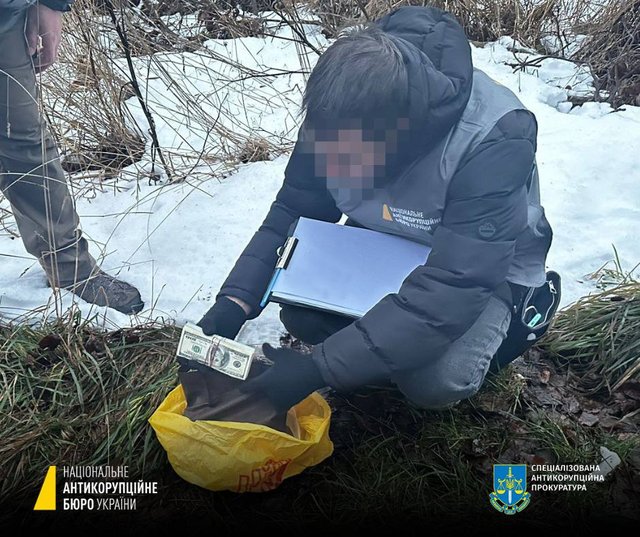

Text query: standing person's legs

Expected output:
[391,294,512,409]
[0,12,97,288]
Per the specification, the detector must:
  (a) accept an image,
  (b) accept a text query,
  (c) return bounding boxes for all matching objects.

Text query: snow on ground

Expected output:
[1,18,639,347]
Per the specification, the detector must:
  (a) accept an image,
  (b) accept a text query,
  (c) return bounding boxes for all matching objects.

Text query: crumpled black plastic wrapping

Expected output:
[177,359,290,434]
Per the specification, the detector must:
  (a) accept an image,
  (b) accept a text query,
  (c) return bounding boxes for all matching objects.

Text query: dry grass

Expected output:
[306,0,604,45]
[0,310,180,501]
[0,308,638,527]
[37,0,308,194]
[541,282,640,395]
[28,0,638,205]
[305,0,638,107]
[574,0,640,107]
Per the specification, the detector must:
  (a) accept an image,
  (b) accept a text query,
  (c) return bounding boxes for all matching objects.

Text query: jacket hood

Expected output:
[373,6,474,174]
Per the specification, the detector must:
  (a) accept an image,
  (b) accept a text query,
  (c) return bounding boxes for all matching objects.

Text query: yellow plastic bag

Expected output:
[149,384,333,492]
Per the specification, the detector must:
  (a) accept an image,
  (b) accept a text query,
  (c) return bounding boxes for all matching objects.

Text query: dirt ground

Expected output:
[3,331,638,533]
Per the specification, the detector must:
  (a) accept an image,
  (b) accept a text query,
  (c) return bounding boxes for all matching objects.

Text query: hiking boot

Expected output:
[60,270,144,315]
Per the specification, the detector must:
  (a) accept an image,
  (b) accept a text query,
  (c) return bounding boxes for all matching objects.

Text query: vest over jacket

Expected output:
[219,5,553,391]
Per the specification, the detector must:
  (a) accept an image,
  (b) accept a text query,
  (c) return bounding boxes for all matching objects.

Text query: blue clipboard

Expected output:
[260,217,431,318]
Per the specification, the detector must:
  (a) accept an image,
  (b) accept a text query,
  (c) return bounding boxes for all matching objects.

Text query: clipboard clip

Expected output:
[260,236,299,308]
[275,236,298,270]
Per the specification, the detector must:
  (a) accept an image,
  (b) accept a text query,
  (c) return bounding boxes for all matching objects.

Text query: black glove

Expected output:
[197,296,247,338]
[239,343,327,413]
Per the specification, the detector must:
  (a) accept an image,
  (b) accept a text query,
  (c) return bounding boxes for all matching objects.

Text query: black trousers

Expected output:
[279,304,353,345]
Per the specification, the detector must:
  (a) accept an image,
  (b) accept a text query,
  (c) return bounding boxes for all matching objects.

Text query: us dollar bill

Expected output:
[176,323,254,380]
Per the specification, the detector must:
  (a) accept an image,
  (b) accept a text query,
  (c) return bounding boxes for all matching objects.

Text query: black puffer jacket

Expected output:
[217,6,552,390]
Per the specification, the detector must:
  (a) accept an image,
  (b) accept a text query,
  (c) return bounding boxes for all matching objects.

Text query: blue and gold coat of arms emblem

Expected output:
[490,465,531,514]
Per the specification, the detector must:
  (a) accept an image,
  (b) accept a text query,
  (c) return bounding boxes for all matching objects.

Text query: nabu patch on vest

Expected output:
[478,219,498,239]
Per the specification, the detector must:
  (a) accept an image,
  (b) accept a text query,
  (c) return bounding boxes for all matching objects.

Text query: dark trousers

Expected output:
[278,293,512,409]
[279,304,354,345]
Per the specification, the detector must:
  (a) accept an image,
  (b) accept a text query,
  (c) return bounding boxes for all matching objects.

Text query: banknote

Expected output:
[176,323,254,380]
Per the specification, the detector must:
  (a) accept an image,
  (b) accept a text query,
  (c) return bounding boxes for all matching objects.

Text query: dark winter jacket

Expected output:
[217,6,553,391]
[0,0,74,34]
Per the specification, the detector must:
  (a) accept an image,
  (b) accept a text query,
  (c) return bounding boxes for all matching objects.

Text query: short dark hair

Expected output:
[300,26,410,130]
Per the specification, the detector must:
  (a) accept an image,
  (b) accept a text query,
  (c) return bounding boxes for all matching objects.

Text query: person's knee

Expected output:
[395,296,511,410]
[395,363,489,410]
[410,382,482,410]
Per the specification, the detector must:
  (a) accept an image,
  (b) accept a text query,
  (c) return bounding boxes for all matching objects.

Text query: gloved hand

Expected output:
[197,296,248,338]
[239,343,327,413]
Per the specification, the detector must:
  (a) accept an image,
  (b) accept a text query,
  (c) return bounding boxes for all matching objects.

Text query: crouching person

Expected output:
[196,6,554,411]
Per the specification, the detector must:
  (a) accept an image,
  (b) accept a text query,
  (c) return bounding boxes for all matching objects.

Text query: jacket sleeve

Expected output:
[217,130,343,319]
[312,110,537,391]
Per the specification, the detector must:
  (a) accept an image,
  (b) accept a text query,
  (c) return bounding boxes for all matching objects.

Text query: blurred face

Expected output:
[303,117,409,198]
[314,128,386,191]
